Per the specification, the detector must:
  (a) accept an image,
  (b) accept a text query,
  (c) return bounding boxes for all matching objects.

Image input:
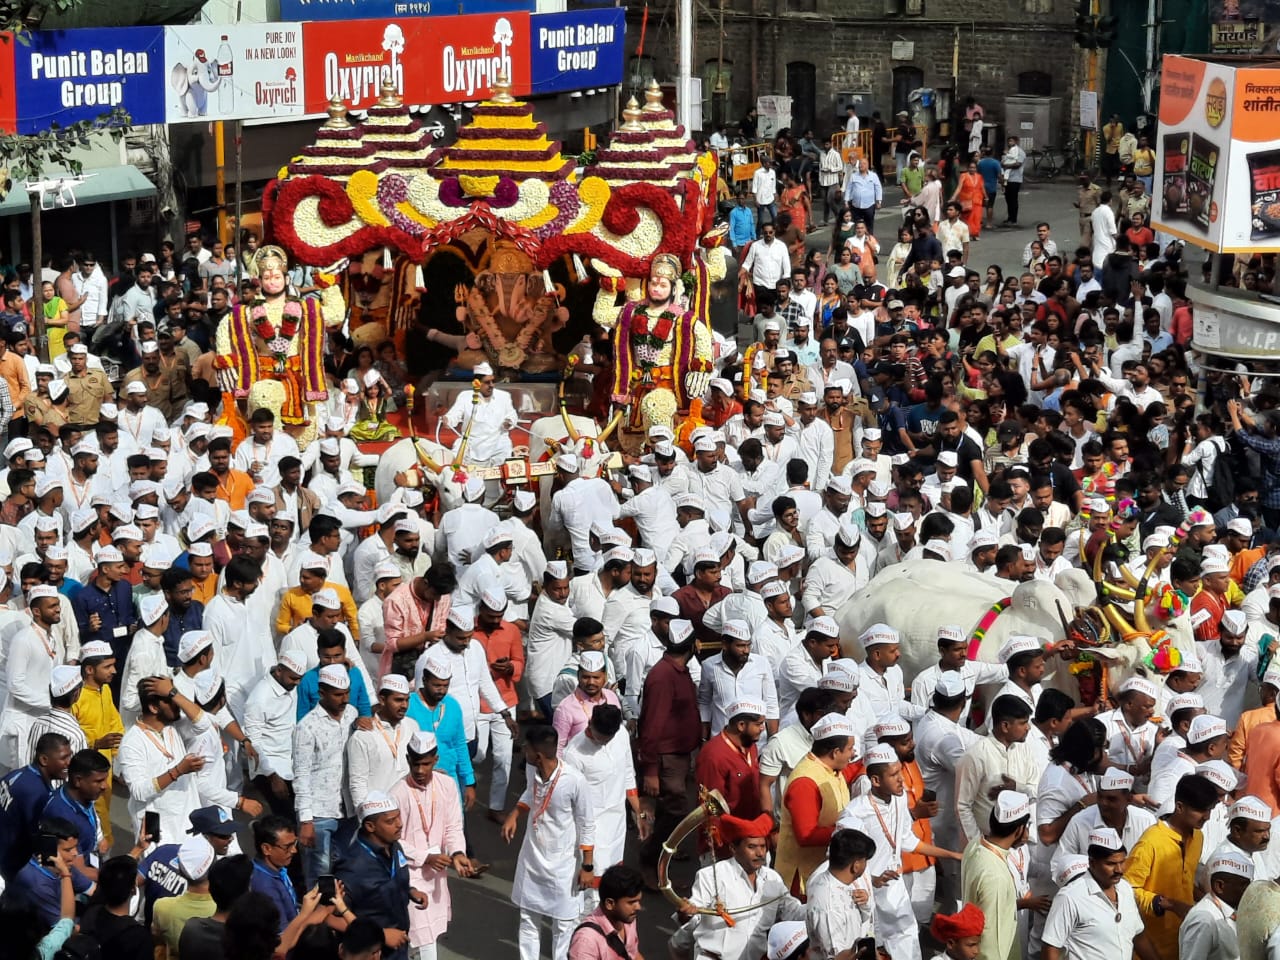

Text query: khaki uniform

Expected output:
[120,365,184,421]
[65,369,112,425]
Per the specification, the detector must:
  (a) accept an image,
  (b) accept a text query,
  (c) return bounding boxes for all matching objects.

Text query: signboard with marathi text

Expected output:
[279,0,531,22]
[1208,0,1279,53]
[1153,55,1280,254]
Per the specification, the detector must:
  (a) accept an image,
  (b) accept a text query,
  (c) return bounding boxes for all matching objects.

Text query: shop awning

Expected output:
[0,164,155,216]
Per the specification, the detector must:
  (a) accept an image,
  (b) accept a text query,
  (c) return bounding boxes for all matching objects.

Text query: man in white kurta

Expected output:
[671,813,805,960]
[346,674,421,810]
[504,727,596,960]
[0,587,64,769]
[443,363,519,466]
[1180,845,1252,960]
[954,694,1041,845]
[116,676,211,844]
[562,705,638,914]
[202,567,272,718]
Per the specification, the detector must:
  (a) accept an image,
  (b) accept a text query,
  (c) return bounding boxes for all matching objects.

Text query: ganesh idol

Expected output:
[608,253,714,438]
[214,245,346,428]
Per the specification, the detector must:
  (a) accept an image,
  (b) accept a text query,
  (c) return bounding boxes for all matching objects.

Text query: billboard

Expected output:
[1208,0,1280,53]
[279,0,531,22]
[301,12,531,112]
[165,23,305,123]
[14,27,166,133]
[0,35,15,134]
[529,9,625,96]
[1154,55,1280,255]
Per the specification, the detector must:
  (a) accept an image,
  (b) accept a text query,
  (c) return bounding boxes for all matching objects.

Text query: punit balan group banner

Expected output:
[14,27,167,133]
[1,8,623,134]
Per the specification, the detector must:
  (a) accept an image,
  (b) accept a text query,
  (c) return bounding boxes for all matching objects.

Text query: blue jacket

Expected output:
[729,205,756,247]
[295,663,372,720]
[334,838,411,960]
[72,579,138,662]
[0,765,54,881]
[406,693,474,795]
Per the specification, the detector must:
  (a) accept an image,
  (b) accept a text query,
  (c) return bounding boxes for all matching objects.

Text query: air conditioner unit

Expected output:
[905,0,924,13]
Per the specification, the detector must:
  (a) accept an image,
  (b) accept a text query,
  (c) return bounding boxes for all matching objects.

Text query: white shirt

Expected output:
[443,389,519,465]
[910,660,1007,725]
[954,734,1042,845]
[511,760,596,920]
[1053,805,1157,878]
[204,592,273,717]
[618,486,680,566]
[806,866,874,959]
[742,236,789,288]
[72,269,110,323]
[233,432,301,490]
[751,166,778,206]
[1096,708,1158,776]
[680,857,802,960]
[117,716,210,845]
[346,715,421,810]
[856,662,925,729]
[914,708,978,848]
[1181,893,1241,960]
[1043,874,1145,960]
[775,645,825,722]
[1198,638,1259,729]
[293,703,357,822]
[562,729,634,867]
[547,478,620,572]
[118,627,169,729]
[425,640,507,740]
[241,671,299,780]
[436,502,501,569]
[797,418,835,492]
[525,594,575,699]
[698,653,780,734]
[356,595,388,682]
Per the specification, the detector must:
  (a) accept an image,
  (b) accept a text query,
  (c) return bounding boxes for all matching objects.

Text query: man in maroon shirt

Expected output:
[696,699,764,859]
[637,613,701,889]
[672,549,732,652]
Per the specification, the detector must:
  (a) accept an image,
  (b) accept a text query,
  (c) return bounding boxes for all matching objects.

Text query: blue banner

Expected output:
[529,8,625,96]
[278,0,532,22]
[15,27,166,133]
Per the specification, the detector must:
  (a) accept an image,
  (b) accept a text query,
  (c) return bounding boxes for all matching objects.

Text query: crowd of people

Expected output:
[0,106,1276,960]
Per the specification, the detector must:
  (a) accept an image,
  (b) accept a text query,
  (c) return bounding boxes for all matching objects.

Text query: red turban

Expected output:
[930,903,986,942]
[718,813,774,842]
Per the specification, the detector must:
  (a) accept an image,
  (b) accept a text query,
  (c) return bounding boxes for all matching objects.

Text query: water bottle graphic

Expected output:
[217,35,234,114]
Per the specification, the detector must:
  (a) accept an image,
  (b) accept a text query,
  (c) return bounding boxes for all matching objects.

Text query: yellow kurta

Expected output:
[274,582,361,640]
[1124,820,1203,960]
[70,683,124,845]
[961,838,1020,960]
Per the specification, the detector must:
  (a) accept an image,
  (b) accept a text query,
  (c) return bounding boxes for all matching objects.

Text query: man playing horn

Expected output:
[609,253,714,439]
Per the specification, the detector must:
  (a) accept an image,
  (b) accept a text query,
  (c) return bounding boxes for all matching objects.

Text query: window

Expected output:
[702,62,732,131]
[1024,0,1052,11]
[1018,70,1052,96]
[627,56,655,90]
[786,62,816,138]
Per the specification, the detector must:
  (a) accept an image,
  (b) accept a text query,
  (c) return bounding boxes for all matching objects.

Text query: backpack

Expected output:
[1199,436,1235,512]
[53,934,101,960]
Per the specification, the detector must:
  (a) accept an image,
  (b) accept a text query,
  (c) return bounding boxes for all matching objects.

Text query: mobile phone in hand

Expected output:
[318,874,337,905]
[145,811,161,845]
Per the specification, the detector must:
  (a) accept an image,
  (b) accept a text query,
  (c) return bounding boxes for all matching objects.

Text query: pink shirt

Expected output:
[381,582,450,679]
[389,771,466,947]
[568,906,641,960]
[552,687,622,756]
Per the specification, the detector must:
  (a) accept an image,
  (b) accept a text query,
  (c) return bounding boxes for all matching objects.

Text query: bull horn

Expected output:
[1101,602,1139,640]
[1132,583,1153,634]
[596,409,625,445]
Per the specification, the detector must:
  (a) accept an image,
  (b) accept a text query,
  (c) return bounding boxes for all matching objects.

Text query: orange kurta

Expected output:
[901,758,934,874]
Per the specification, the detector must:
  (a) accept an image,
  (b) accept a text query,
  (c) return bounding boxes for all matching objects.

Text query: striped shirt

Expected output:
[27,709,89,772]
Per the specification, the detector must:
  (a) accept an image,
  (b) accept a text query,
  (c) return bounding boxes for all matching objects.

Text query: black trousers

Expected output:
[1004,182,1021,224]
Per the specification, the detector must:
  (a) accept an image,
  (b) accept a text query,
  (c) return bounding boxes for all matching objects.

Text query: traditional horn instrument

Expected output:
[656,788,790,925]
[450,378,482,469]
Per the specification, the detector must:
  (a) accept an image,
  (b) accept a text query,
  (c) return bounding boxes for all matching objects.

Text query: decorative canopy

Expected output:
[265,76,723,277]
